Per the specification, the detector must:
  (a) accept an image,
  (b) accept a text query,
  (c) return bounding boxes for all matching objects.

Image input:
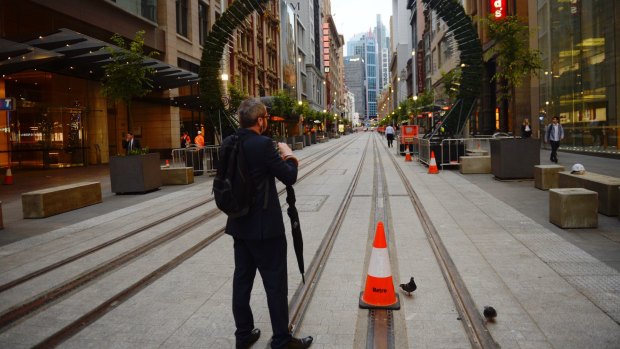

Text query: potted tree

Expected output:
[102,31,162,193]
[486,15,542,179]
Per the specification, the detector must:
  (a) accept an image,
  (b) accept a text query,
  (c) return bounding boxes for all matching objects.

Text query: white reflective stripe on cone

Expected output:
[367,248,392,278]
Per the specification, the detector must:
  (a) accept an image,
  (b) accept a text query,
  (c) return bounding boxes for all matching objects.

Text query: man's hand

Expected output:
[278,142,294,158]
[278,142,298,166]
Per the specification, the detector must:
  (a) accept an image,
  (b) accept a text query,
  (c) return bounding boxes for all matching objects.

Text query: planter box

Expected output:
[311,133,317,144]
[490,138,540,179]
[110,153,162,194]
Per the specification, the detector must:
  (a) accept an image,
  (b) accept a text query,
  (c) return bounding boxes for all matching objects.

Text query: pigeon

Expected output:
[483,306,497,321]
[399,277,417,296]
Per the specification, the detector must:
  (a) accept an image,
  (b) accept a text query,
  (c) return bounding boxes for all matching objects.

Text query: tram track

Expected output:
[287,135,371,336]
[0,137,353,297]
[3,135,360,347]
[378,134,499,349]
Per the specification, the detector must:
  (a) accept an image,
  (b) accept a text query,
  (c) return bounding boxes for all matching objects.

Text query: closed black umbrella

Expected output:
[286,185,305,284]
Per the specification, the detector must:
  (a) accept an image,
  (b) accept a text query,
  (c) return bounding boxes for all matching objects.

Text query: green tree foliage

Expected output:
[101,31,157,131]
[486,15,542,103]
[270,90,296,117]
[440,68,461,102]
[226,83,248,115]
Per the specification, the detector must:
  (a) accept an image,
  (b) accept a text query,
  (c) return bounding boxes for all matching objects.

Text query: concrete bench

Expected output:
[549,188,598,228]
[460,156,491,174]
[22,182,102,218]
[559,171,620,216]
[534,165,565,190]
[161,166,194,185]
[466,149,489,156]
[294,142,304,150]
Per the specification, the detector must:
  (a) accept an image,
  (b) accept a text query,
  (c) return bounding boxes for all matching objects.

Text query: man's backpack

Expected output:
[213,134,254,218]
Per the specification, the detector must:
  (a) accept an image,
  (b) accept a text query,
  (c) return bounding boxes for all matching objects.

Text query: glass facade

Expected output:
[1,72,101,169]
[539,0,619,154]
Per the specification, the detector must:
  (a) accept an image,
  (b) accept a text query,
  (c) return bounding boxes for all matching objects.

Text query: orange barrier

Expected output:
[428,151,439,174]
[359,221,400,310]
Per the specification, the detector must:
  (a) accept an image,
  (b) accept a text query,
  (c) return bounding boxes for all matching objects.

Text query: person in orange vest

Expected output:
[194,131,205,147]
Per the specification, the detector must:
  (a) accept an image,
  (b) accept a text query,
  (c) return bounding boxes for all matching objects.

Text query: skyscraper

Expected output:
[346,32,377,119]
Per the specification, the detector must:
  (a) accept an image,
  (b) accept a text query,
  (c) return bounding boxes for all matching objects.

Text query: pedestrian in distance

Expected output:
[180,131,191,148]
[385,124,395,148]
[220,98,313,349]
[122,132,141,154]
[544,116,564,163]
[194,130,205,147]
[521,118,532,138]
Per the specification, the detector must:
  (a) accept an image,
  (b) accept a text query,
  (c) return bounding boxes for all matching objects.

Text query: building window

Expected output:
[199,1,209,45]
[141,0,157,21]
[176,0,188,37]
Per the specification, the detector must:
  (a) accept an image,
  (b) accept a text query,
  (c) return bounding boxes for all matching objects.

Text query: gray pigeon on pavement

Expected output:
[483,306,497,321]
[399,277,417,296]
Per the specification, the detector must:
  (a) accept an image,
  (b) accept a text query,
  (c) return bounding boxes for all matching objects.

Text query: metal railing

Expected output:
[439,137,492,169]
[171,145,220,176]
[396,135,422,158]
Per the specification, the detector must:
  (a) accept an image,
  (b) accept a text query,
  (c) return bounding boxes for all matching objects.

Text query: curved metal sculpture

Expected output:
[423,0,483,137]
[199,0,270,128]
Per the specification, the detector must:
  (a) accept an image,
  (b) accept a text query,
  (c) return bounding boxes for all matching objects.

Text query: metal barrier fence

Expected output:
[171,145,220,176]
[439,137,492,169]
[418,138,431,164]
[396,135,422,158]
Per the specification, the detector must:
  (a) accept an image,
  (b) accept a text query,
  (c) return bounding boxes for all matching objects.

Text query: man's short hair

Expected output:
[552,116,559,121]
[238,98,266,128]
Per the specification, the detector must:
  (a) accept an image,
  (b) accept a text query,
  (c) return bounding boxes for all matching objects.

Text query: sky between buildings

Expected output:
[331,0,392,46]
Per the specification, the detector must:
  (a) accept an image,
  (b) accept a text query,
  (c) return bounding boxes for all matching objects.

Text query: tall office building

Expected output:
[375,15,389,91]
[346,32,377,119]
[344,56,366,119]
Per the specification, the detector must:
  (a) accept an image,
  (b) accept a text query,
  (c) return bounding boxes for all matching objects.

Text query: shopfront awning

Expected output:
[0,29,199,89]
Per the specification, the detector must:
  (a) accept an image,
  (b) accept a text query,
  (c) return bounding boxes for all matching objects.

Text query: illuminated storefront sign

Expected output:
[491,0,506,20]
[1,98,16,111]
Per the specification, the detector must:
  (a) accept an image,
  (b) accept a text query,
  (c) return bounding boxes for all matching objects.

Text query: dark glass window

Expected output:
[199,1,209,45]
[141,0,156,21]
[176,0,188,37]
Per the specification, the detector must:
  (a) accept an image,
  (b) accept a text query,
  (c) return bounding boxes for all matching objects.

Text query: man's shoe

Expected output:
[282,336,313,349]
[237,328,261,349]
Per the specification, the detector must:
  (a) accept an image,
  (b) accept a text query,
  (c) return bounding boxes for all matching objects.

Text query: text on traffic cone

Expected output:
[359,221,400,310]
[428,151,439,174]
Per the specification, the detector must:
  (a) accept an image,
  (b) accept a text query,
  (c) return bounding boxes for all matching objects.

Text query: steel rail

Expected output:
[26,135,361,348]
[0,136,353,295]
[381,135,499,349]
[366,137,397,349]
[287,135,371,335]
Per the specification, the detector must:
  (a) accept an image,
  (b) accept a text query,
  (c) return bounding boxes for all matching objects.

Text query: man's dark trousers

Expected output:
[550,140,560,162]
[233,235,290,348]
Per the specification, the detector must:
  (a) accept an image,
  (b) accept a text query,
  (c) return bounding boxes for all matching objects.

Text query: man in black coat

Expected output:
[122,132,141,154]
[225,98,313,349]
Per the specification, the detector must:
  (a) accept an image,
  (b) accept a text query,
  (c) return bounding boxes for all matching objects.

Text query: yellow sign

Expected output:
[338,124,344,133]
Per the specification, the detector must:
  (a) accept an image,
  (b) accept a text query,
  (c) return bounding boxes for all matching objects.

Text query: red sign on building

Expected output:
[490,0,506,20]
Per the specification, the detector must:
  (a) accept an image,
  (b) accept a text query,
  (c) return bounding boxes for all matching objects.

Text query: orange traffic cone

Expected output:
[359,221,400,310]
[165,159,170,167]
[3,167,13,185]
[405,148,412,162]
[428,151,439,174]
